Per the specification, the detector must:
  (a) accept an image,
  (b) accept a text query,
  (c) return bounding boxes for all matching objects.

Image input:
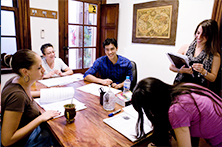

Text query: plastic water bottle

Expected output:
[103,85,115,111]
[123,76,131,93]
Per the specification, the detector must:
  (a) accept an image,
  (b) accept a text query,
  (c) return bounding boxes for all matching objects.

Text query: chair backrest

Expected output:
[130,60,137,91]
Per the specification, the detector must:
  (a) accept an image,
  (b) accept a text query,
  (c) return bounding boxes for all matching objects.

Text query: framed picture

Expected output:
[132,0,179,45]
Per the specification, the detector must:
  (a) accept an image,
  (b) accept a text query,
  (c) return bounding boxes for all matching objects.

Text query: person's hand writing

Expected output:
[101,79,113,86]
[54,69,63,76]
[111,83,122,89]
[44,71,55,78]
[192,63,204,73]
[179,65,193,75]
[39,110,60,122]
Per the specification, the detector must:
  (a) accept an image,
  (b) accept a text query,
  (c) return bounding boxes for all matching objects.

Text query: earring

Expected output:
[24,75,30,83]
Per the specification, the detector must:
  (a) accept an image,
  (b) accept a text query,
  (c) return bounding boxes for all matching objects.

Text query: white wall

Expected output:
[30,0,59,57]
[107,0,214,84]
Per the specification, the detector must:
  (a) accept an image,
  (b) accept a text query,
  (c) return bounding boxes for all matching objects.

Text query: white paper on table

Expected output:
[38,73,84,87]
[77,83,122,96]
[103,105,153,142]
[35,98,87,118]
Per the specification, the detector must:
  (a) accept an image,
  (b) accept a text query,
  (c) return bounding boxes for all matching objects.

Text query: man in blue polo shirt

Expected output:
[84,38,133,89]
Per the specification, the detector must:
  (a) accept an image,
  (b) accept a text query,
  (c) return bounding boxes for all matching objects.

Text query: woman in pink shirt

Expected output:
[132,77,222,147]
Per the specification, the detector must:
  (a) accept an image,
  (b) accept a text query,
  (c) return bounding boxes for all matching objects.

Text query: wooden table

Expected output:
[32,80,142,147]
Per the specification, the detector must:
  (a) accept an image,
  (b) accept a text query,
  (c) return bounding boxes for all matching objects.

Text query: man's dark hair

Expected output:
[102,38,117,48]
[40,43,53,55]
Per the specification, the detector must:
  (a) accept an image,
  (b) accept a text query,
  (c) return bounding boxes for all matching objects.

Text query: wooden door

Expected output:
[100,4,119,57]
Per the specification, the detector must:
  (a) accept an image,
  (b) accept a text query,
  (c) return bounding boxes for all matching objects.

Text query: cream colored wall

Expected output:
[30,0,59,57]
[107,0,214,84]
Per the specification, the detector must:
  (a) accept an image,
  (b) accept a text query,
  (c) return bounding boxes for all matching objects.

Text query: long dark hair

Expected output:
[194,19,220,55]
[132,77,222,146]
[11,49,37,76]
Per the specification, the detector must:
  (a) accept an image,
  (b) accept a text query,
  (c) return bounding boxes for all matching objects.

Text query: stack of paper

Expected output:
[103,105,153,142]
[38,73,84,87]
[77,83,122,96]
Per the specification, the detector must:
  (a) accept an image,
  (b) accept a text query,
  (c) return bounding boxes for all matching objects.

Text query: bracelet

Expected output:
[203,70,208,77]
[177,69,180,73]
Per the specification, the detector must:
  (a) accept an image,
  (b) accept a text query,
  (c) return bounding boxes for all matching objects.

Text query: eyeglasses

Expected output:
[45,50,55,55]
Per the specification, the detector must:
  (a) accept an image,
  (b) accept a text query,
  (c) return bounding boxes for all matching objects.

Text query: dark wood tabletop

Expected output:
[32,79,140,147]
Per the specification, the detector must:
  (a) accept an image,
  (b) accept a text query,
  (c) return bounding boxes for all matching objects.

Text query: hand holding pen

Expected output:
[179,65,194,77]
[101,79,113,86]
[111,82,122,89]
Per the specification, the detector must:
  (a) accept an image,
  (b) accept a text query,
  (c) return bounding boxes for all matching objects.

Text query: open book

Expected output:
[35,87,86,118]
[103,105,153,142]
[166,52,189,68]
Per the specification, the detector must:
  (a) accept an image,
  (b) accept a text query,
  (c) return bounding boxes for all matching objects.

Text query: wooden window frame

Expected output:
[59,0,106,74]
[1,0,31,74]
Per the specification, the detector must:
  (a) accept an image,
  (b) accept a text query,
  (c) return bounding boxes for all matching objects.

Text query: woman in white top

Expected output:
[40,43,73,78]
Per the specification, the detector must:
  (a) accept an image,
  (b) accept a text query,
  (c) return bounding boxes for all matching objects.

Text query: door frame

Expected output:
[58,0,106,74]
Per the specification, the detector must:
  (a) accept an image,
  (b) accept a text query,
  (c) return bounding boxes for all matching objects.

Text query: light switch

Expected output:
[41,29,45,39]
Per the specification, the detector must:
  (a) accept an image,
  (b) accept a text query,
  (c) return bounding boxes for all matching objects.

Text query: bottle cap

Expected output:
[126,76,130,79]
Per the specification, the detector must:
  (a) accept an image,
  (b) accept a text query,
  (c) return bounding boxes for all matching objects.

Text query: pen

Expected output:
[108,109,121,117]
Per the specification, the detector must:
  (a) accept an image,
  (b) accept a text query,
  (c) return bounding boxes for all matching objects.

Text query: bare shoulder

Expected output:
[178,44,189,55]
[215,52,221,57]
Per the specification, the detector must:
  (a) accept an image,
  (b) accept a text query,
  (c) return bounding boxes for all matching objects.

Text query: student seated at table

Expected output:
[1,49,61,147]
[40,43,73,78]
[83,38,133,89]
[131,77,222,147]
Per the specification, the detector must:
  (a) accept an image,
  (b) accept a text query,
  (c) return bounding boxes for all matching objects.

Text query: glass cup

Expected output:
[64,104,76,123]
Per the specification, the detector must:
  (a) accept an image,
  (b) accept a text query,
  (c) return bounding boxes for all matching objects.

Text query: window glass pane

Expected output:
[84,48,96,68]
[84,26,97,47]
[1,10,16,36]
[84,3,97,25]
[69,0,83,24]
[68,49,82,69]
[1,37,17,55]
[1,0,13,7]
[68,25,83,47]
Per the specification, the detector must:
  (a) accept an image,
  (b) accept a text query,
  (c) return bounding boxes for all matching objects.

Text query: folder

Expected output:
[166,52,189,68]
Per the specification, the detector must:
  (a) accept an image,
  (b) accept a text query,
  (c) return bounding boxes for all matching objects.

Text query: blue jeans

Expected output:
[25,126,53,147]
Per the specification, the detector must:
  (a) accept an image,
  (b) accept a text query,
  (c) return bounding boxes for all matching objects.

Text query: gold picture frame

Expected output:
[132,0,179,45]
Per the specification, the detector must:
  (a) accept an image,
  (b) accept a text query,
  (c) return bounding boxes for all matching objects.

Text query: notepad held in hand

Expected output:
[167,52,189,68]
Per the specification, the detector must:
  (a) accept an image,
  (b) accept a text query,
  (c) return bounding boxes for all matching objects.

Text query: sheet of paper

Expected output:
[38,73,84,87]
[77,83,122,96]
[103,105,153,142]
[40,87,75,104]
[35,98,87,118]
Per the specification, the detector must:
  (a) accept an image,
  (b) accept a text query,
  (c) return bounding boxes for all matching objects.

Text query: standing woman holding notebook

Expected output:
[1,49,60,146]
[169,19,221,88]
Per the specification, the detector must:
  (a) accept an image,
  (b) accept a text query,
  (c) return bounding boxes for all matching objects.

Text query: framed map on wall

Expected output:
[132,0,178,45]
